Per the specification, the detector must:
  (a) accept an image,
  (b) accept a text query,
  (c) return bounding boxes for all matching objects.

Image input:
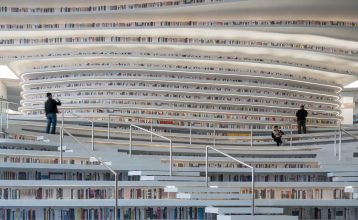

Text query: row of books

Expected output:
[28,99,335,118]
[21,53,333,85]
[120,188,169,200]
[0,186,349,201]
[241,188,351,200]
[29,60,350,83]
[1,19,357,31]
[3,36,354,57]
[0,188,113,200]
[0,187,169,200]
[0,207,206,220]
[0,171,119,181]
[27,72,335,95]
[285,207,358,219]
[2,207,358,220]
[0,0,219,14]
[209,174,328,182]
[172,161,318,169]
[27,85,335,109]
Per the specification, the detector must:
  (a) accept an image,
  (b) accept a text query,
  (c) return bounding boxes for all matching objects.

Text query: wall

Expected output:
[341,96,353,125]
[0,81,7,99]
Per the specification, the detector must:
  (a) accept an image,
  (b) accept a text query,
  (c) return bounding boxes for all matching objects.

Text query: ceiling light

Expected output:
[344,80,358,89]
[0,65,18,79]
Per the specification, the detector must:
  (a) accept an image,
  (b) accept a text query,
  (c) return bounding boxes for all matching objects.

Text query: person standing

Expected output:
[45,92,61,134]
[296,104,308,134]
[271,126,284,146]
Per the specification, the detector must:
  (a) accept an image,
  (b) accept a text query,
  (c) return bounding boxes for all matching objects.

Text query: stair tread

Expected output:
[332,177,358,182]
[328,172,358,177]
[128,170,200,176]
[165,186,242,193]
[177,193,251,199]
[217,215,298,220]
[205,207,283,214]
[140,175,207,182]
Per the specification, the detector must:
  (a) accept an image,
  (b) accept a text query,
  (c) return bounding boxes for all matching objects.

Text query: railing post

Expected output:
[339,124,342,161]
[250,125,253,147]
[6,102,9,130]
[169,140,173,176]
[251,168,255,216]
[189,122,192,145]
[91,121,95,151]
[151,119,153,143]
[114,173,118,220]
[59,111,64,164]
[213,123,216,146]
[290,124,293,147]
[205,146,209,187]
[107,115,110,140]
[129,125,132,158]
[205,145,255,216]
[334,126,337,156]
[0,101,3,130]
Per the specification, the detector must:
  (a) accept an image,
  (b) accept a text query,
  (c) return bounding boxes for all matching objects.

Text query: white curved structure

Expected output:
[1,1,358,220]
[0,0,355,134]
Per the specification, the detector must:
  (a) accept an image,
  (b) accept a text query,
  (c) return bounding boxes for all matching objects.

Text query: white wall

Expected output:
[0,81,7,99]
[341,96,353,125]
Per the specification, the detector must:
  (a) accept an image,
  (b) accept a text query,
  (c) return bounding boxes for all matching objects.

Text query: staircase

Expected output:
[128,170,298,220]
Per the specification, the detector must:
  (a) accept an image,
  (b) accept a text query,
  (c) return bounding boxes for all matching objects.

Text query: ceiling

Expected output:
[0,0,358,103]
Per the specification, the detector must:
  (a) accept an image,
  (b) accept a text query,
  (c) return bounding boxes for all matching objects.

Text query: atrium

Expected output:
[0,0,358,219]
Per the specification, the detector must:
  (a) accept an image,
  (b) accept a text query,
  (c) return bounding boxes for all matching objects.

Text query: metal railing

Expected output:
[61,128,118,220]
[105,114,352,160]
[69,112,95,151]
[340,126,358,161]
[129,124,173,176]
[108,114,157,143]
[105,114,345,148]
[205,145,255,216]
[107,115,297,146]
[0,99,21,130]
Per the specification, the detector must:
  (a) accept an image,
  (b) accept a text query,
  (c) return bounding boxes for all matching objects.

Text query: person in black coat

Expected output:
[296,105,308,134]
[44,92,61,134]
[271,126,284,146]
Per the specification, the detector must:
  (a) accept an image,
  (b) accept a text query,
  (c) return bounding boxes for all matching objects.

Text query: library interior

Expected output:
[1,0,358,219]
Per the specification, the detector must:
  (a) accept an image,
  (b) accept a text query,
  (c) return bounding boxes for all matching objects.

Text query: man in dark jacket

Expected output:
[296,105,308,134]
[45,92,61,134]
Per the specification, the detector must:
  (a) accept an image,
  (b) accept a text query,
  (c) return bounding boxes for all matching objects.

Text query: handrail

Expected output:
[66,112,95,151]
[341,127,358,141]
[107,114,295,146]
[205,145,255,216]
[62,128,118,220]
[129,124,173,176]
[105,113,342,147]
[339,127,358,161]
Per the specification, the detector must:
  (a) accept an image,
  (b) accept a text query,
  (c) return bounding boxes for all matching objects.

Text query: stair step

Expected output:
[176,193,251,200]
[128,170,201,177]
[328,172,358,177]
[332,177,358,182]
[205,207,283,215]
[140,175,207,182]
[217,215,298,220]
[345,186,358,193]
[165,186,241,193]
[353,193,358,199]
